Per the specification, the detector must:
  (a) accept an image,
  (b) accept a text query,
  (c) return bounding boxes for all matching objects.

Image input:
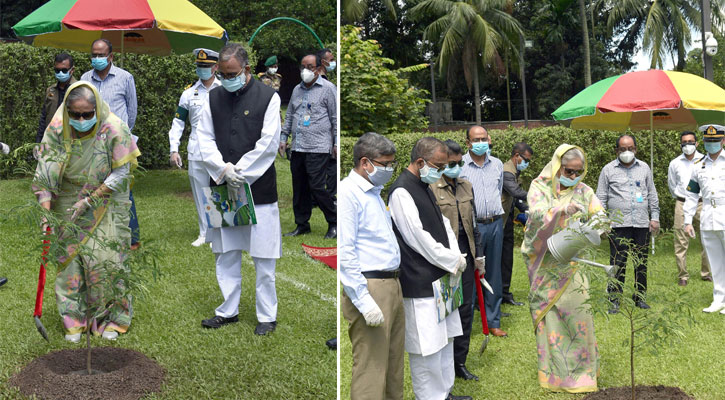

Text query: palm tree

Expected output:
[342,0,397,24]
[412,0,523,124]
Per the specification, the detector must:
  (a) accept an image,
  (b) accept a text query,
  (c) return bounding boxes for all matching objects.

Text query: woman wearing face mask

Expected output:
[521,144,605,393]
[33,81,140,343]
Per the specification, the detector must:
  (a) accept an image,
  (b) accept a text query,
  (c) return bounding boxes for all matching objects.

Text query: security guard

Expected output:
[684,124,725,314]
[258,55,282,92]
[168,48,222,247]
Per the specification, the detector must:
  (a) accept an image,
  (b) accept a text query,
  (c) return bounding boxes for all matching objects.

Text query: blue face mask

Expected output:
[55,71,71,82]
[222,73,246,92]
[91,56,109,71]
[196,67,213,80]
[326,61,336,72]
[443,164,461,178]
[517,159,529,171]
[471,142,489,156]
[69,116,97,132]
[559,175,581,188]
[420,162,444,184]
[704,141,722,154]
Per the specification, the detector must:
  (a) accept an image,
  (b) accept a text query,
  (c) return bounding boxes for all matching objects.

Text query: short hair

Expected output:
[302,53,321,67]
[466,125,487,141]
[91,39,113,54]
[680,131,697,141]
[561,147,585,166]
[512,142,533,156]
[353,132,396,167]
[444,139,462,156]
[410,137,446,163]
[54,52,74,68]
[65,85,96,109]
[615,134,637,148]
[317,48,332,59]
[219,43,249,67]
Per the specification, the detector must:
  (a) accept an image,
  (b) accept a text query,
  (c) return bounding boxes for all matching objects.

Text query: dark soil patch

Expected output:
[175,191,194,199]
[9,347,164,400]
[583,385,693,400]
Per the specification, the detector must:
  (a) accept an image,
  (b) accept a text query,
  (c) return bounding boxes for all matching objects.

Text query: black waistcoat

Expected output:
[389,169,451,298]
[209,77,277,204]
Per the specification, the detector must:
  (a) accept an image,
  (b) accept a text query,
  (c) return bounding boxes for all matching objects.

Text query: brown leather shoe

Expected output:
[678,278,688,286]
[490,328,508,337]
[703,276,713,282]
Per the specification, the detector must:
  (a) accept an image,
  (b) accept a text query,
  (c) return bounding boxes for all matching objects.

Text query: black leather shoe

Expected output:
[504,297,524,306]
[254,321,277,335]
[201,315,238,329]
[284,226,311,237]
[0,277,7,288]
[447,394,473,400]
[454,363,479,381]
[635,300,650,309]
[324,226,336,239]
[325,337,337,350]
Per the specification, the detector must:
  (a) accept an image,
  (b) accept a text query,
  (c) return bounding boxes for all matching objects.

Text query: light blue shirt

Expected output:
[339,170,401,314]
[460,152,505,219]
[81,64,138,131]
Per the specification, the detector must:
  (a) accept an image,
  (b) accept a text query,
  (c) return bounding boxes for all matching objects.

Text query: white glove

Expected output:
[475,256,486,276]
[566,202,584,216]
[40,216,53,235]
[0,142,9,155]
[684,224,696,238]
[224,163,245,188]
[170,152,183,169]
[455,253,468,274]
[68,197,91,221]
[228,185,242,202]
[362,303,385,327]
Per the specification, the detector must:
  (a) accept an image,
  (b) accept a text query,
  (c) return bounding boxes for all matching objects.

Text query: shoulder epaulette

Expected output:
[257,72,265,78]
[185,83,193,90]
[695,155,707,165]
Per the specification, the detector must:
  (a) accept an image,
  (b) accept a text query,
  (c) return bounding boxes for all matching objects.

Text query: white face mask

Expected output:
[300,68,316,83]
[682,144,696,156]
[268,67,277,74]
[619,150,635,164]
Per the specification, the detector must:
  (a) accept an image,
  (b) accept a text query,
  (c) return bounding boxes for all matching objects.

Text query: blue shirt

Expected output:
[281,75,337,154]
[339,170,401,314]
[81,64,138,131]
[460,152,505,219]
[596,158,660,228]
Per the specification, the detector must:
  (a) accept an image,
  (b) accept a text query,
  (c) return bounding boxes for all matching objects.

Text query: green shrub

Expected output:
[341,126,684,230]
[0,42,256,176]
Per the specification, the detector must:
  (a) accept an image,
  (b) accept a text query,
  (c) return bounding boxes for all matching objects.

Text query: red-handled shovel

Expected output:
[33,229,50,342]
[473,269,489,354]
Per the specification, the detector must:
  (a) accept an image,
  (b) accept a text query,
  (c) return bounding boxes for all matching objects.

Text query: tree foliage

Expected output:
[340,25,429,137]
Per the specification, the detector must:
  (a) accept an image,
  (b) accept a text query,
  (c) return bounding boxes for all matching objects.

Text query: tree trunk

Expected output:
[630,315,635,400]
[84,265,92,375]
[579,0,591,87]
[474,60,481,125]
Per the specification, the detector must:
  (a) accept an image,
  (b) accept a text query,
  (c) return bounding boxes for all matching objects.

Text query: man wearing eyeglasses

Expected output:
[596,135,660,314]
[279,53,337,240]
[460,125,508,338]
[500,142,533,308]
[81,38,141,249]
[37,53,77,143]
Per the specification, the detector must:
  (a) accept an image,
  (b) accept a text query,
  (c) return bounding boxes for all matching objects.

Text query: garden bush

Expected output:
[0,41,256,176]
[340,126,684,230]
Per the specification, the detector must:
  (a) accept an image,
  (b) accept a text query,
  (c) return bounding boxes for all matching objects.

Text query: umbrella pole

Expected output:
[650,111,655,255]
[120,30,124,68]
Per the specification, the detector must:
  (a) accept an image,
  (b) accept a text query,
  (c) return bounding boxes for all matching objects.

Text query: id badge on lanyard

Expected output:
[635,181,643,203]
[303,103,312,127]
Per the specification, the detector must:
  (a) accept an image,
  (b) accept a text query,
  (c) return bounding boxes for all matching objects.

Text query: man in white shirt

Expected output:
[168,48,222,247]
[389,137,471,400]
[340,132,403,400]
[667,131,711,286]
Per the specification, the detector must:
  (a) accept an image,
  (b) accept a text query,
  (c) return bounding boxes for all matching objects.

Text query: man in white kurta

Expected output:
[388,137,470,400]
[168,48,221,247]
[195,43,282,335]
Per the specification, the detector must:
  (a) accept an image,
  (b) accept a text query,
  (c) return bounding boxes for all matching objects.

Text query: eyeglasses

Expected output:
[470,138,489,143]
[616,146,636,152]
[68,110,96,120]
[424,159,447,173]
[447,160,465,168]
[91,53,109,58]
[517,154,531,163]
[54,68,72,73]
[217,69,244,80]
[370,158,398,169]
[681,141,696,146]
[563,167,584,177]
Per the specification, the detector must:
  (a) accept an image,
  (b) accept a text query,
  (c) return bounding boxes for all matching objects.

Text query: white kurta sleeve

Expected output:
[235,93,281,185]
[197,100,228,184]
[168,91,188,153]
[389,188,460,273]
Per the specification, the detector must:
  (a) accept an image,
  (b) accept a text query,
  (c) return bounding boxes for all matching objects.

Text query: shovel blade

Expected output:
[34,316,49,342]
[479,335,489,355]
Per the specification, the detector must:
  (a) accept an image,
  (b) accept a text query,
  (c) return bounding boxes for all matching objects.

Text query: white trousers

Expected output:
[702,230,725,304]
[408,340,455,400]
[214,251,277,322]
[188,159,209,238]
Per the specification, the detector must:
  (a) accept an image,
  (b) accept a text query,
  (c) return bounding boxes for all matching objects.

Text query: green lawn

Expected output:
[340,233,725,400]
[0,158,336,399]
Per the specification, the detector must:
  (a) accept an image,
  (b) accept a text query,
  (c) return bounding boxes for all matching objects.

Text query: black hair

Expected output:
[54,52,74,68]
[680,131,697,141]
[303,53,322,67]
[410,137,446,163]
[91,39,113,54]
[511,142,533,156]
[615,134,637,149]
[316,48,332,59]
[444,139,462,155]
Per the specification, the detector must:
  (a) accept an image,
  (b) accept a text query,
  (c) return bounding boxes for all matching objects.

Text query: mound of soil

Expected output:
[583,385,694,400]
[9,347,164,400]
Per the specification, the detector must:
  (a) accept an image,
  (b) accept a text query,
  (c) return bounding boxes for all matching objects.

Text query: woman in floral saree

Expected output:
[522,144,604,393]
[33,81,140,343]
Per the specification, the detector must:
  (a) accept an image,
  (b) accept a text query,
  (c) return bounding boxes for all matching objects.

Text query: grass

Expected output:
[340,232,725,399]
[0,157,336,399]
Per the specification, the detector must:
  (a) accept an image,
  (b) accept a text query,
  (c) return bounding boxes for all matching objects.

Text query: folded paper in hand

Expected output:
[432,273,463,323]
[202,183,257,228]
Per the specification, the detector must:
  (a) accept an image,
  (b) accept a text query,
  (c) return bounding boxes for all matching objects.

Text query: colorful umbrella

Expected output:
[12,0,228,56]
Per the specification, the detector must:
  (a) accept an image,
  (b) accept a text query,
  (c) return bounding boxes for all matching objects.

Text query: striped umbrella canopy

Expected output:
[552,69,725,131]
[12,0,228,56]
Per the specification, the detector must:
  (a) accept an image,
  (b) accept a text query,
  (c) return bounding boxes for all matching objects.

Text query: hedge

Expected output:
[340,126,687,230]
[0,42,256,176]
